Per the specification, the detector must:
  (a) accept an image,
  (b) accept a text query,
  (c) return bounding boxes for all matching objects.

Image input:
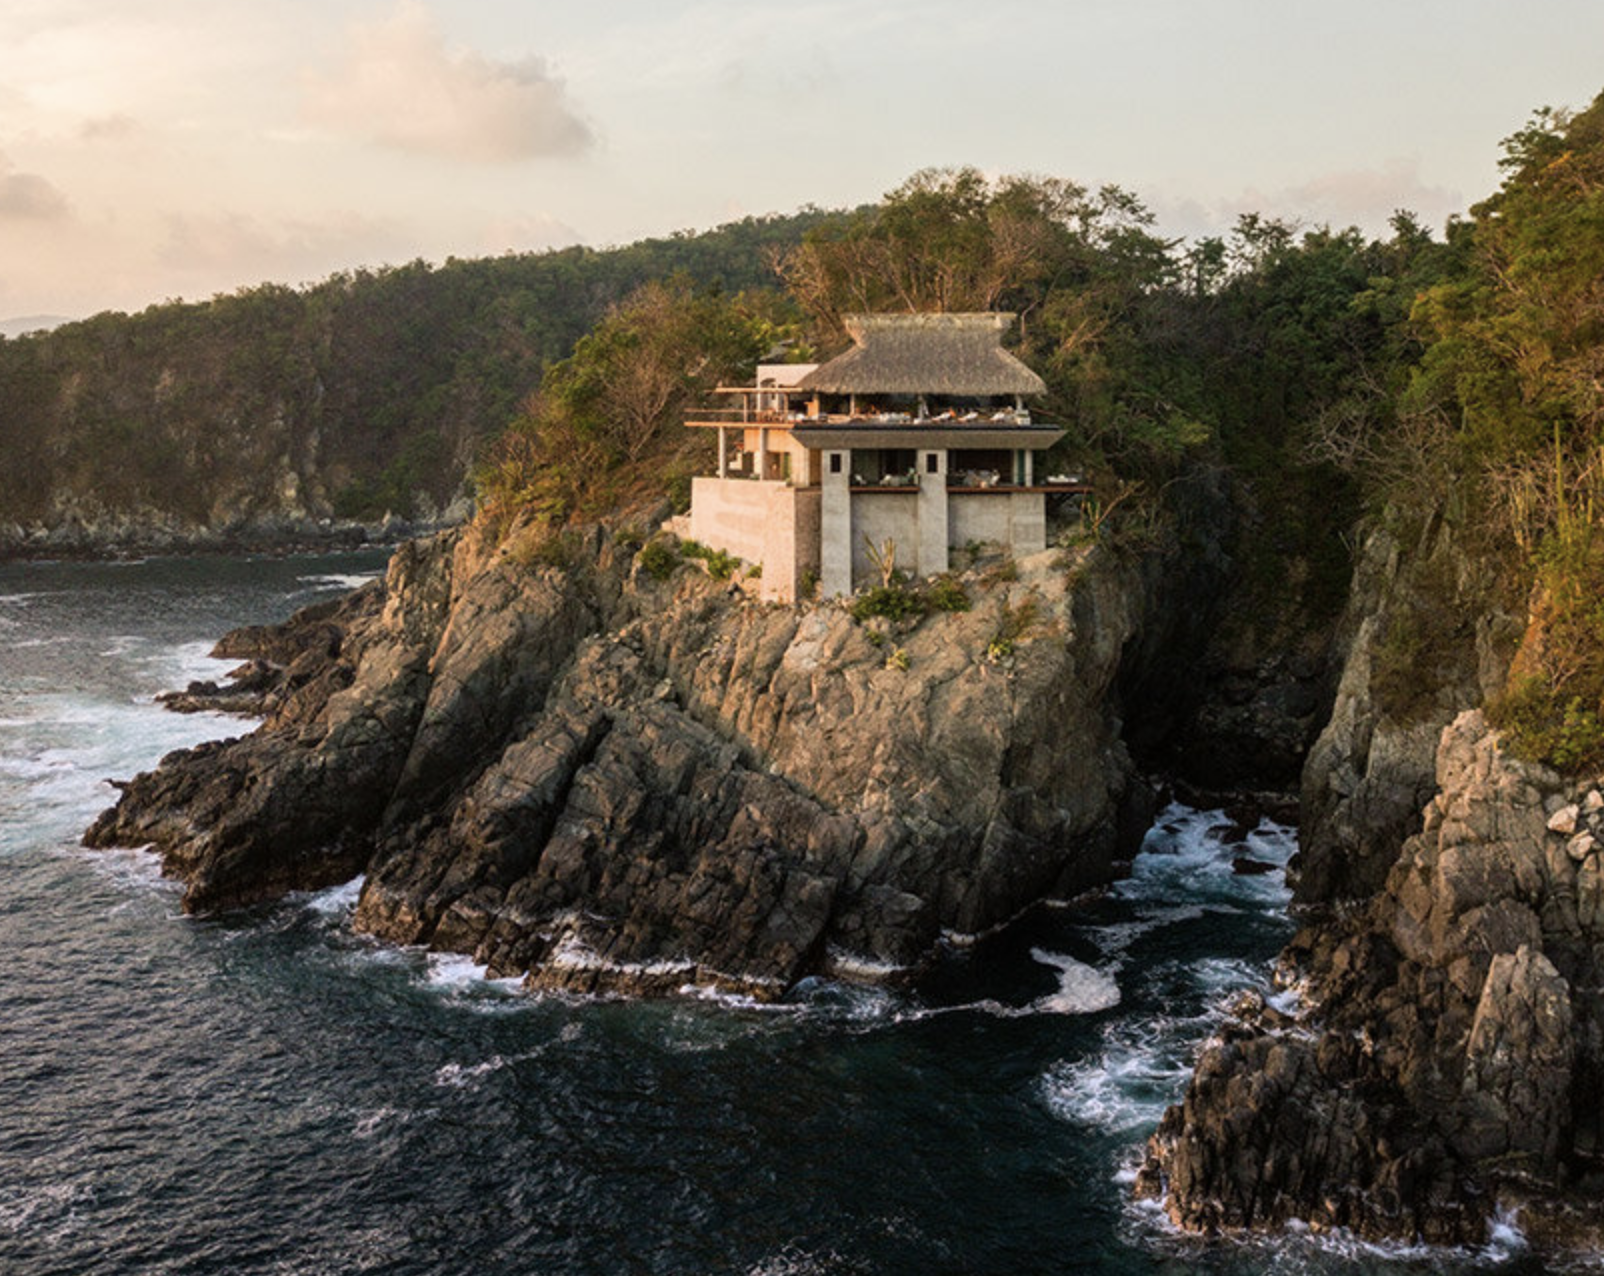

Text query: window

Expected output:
[829,453,843,474]
[925,453,939,474]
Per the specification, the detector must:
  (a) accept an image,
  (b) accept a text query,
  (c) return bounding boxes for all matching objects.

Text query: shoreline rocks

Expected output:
[1143,709,1604,1246]
[86,524,1156,999]
[0,513,464,563]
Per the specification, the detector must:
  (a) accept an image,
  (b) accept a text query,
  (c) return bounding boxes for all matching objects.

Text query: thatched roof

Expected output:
[796,313,1046,397]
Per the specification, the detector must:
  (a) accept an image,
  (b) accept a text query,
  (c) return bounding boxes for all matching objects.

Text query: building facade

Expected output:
[685,313,1077,603]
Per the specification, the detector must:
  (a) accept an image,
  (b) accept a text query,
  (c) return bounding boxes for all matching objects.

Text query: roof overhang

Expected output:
[789,425,1065,451]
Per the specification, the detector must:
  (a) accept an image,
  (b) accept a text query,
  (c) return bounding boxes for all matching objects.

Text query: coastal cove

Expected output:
[0,553,1551,1274]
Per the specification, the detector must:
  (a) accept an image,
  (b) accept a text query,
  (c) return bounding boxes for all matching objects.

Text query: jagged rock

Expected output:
[1457,944,1572,1173]
[1297,523,1521,903]
[1148,710,1599,1244]
[1549,804,1581,834]
[87,526,1153,999]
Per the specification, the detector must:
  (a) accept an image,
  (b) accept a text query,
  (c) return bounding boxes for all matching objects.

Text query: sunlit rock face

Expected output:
[87,523,1157,999]
[1144,708,1604,1247]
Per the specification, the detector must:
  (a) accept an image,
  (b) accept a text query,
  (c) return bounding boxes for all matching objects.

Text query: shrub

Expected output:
[925,574,971,612]
[704,548,739,580]
[679,539,740,580]
[514,528,582,571]
[1490,678,1604,774]
[1486,541,1604,772]
[849,584,925,624]
[885,646,910,671]
[636,538,680,581]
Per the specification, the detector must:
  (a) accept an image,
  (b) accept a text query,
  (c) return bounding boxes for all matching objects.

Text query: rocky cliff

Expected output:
[1141,519,1604,1248]
[87,523,1158,999]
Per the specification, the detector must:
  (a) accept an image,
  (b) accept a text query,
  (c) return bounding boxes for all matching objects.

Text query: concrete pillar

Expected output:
[717,426,727,477]
[821,449,853,597]
[1022,448,1034,488]
[758,427,770,481]
[916,449,949,577]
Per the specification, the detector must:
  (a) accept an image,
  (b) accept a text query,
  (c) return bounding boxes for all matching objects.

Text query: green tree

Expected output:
[477,279,768,537]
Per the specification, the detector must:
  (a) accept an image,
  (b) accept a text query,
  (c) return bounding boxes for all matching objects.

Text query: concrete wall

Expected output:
[949,492,1047,556]
[691,469,1049,603]
[851,492,919,586]
[688,478,820,603]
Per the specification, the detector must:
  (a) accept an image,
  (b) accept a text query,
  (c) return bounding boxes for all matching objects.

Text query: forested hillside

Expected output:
[0,211,826,547]
[14,86,1604,778]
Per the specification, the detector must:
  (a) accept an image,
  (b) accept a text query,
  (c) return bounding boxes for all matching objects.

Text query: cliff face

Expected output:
[1297,518,1523,902]
[1144,520,1604,1247]
[88,525,1154,998]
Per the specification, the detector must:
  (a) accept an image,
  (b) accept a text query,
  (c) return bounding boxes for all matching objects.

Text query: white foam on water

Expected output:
[417,951,525,1007]
[823,946,912,981]
[1266,981,1308,1018]
[1029,948,1121,1014]
[1121,1195,1487,1275]
[152,638,236,690]
[1040,1032,1198,1133]
[424,951,494,988]
[787,975,905,1024]
[1189,954,1271,1000]
[81,844,172,890]
[745,1244,854,1276]
[0,1178,97,1240]
[304,874,365,916]
[351,1105,429,1140]
[674,983,785,1012]
[297,572,382,590]
[1086,904,1208,959]
[434,1054,514,1089]
[1482,1204,1529,1263]
[543,931,699,982]
[0,691,239,856]
[1115,801,1296,915]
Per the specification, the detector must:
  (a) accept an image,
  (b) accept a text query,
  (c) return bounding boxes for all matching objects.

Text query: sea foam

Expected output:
[1029,948,1121,1013]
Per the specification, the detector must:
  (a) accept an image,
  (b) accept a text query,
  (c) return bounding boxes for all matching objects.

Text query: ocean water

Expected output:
[0,554,1550,1275]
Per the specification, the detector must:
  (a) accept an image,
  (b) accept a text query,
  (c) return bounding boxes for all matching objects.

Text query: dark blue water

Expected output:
[0,555,1541,1274]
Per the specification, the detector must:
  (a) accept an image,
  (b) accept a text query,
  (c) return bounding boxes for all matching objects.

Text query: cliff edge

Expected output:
[87,525,1155,999]
[1141,522,1604,1248]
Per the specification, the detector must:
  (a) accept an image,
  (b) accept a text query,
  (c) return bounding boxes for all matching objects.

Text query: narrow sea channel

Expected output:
[0,553,1544,1274]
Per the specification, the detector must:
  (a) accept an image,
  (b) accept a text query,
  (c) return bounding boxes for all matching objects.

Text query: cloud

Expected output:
[1144,158,1467,245]
[476,213,583,256]
[156,209,409,285]
[0,153,70,220]
[303,2,592,163]
[1235,159,1464,236]
[78,112,140,142]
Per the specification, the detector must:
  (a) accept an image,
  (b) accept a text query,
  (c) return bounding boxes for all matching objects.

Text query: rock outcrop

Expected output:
[1296,517,1521,903]
[1142,708,1604,1244]
[88,524,1153,999]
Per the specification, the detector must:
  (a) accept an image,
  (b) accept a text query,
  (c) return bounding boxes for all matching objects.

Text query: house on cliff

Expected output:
[684,312,1077,603]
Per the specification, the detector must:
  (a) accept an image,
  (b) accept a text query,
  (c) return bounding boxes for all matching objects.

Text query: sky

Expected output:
[2,0,1602,322]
